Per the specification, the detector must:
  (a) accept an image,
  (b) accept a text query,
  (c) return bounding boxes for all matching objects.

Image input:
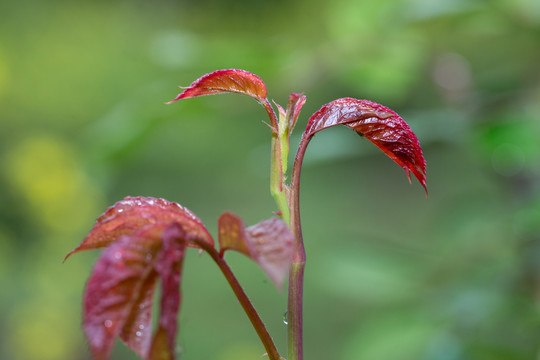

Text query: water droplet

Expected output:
[283,311,288,325]
[114,251,122,260]
[175,344,183,357]
[136,331,142,337]
[104,320,113,328]
[138,324,145,330]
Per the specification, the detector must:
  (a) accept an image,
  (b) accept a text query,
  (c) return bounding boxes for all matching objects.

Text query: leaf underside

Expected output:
[218,212,294,289]
[305,98,427,193]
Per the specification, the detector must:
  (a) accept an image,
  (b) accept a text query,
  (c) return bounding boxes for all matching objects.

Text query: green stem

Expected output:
[287,135,310,360]
[263,98,291,224]
[270,132,290,224]
[193,239,281,360]
[261,97,310,360]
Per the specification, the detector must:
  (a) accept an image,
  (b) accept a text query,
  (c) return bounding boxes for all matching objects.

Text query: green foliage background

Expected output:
[1,0,540,359]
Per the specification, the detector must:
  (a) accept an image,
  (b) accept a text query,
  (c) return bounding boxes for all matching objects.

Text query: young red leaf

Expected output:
[167,69,268,104]
[218,212,293,288]
[83,226,163,360]
[148,224,187,360]
[119,270,158,358]
[84,224,187,360]
[285,92,306,134]
[64,196,213,261]
[305,98,427,192]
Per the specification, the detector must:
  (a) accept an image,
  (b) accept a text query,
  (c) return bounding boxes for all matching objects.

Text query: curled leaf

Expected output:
[285,92,306,135]
[305,98,427,192]
[218,212,294,288]
[167,69,268,104]
[64,196,213,261]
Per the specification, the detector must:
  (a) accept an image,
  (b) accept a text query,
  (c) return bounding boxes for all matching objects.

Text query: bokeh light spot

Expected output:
[3,135,103,233]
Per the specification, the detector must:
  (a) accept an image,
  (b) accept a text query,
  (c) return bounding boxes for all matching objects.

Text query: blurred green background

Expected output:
[1,0,540,359]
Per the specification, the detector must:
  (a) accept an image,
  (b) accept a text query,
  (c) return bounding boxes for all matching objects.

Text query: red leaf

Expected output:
[305,98,427,192]
[84,224,187,360]
[64,196,213,261]
[167,69,268,104]
[119,270,158,358]
[218,212,294,288]
[83,226,163,360]
[285,92,306,134]
[148,224,187,360]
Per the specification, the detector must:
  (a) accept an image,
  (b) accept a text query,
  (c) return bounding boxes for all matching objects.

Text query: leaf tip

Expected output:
[62,250,74,263]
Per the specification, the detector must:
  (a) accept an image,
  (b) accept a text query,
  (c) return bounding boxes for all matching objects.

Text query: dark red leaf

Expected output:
[83,226,163,360]
[148,224,187,360]
[218,212,293,288]
[64,196,213,261]
[167,69,267,104]
[84,223,187,360]
[305,98,427,192]
[119,270,158,358]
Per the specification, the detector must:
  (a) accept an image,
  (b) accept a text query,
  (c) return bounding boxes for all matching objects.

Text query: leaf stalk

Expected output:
[193,238,281,360]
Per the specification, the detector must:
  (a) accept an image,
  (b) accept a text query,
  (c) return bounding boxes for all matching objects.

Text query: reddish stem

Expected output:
[261,98,279,132]
[192,239,281,360]
[287,134,311,360]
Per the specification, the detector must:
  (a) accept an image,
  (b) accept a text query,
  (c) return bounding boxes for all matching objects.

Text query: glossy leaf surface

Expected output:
[218,212,293,288]
[305,98,427,192]
[167,69,267,104]
[65,196,213,260]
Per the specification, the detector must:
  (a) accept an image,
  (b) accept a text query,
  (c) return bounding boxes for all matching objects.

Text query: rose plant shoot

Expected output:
[65,69,427,360]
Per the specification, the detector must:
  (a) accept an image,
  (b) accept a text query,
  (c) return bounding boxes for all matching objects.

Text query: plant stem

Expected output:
[270,132,290,224]
[261,99,279,130]
[287,135,310,360]
[193,239,281,360]
[263,98,291,224]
